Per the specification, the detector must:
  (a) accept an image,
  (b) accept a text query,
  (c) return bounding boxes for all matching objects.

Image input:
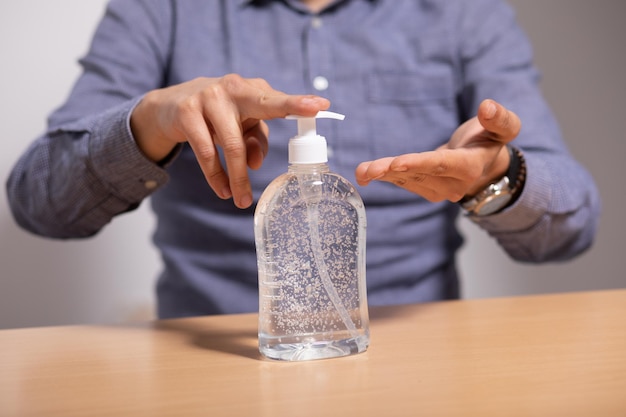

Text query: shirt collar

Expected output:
[237,0,376,9]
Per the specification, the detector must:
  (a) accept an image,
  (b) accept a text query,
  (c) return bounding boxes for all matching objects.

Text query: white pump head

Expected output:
[286,111,345,164]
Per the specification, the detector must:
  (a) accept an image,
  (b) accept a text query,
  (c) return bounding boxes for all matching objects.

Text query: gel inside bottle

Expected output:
[254,111,369,361]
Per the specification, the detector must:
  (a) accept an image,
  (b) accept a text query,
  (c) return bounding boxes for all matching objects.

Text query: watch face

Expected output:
[476,193,512,216]
[462,176,515,216]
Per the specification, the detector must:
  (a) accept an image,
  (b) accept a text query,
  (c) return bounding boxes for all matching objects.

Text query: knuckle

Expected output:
[251,77,272,90]
[500,110,521,137]
[193,143,217,162]
[229,174,250,189]
[410,173,427,184]
[432,162,448,177]
[221,137,246,158]
[393,177,407,187]
[219,73,246,94]
[432,154,450,176]
[201,83,227,103]
[220,134,244,150]
[176,95,201,118]
[499,109,512,128]
[206,168,227,183]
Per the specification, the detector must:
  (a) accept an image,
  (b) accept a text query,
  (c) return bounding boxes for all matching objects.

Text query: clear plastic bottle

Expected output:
[254,111,369,361]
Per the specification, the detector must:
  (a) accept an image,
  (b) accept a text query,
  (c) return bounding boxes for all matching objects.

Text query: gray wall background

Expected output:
[0,1,624,329]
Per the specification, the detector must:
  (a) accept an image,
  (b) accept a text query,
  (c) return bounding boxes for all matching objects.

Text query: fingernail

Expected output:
[222,187,232,199]
[484,101,497,119]
[301,96,328,105]
[239,194,253,208]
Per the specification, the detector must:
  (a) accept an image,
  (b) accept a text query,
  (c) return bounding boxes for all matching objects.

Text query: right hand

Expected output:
[130,74,330,208]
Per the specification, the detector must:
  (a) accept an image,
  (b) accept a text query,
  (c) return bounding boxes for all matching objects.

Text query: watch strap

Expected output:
[507,145,526,206]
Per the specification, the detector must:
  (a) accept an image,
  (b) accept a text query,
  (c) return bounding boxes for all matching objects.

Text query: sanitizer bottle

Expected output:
[254,111,370,361]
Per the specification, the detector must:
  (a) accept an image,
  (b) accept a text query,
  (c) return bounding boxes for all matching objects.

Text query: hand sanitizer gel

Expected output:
[254,111,369,361]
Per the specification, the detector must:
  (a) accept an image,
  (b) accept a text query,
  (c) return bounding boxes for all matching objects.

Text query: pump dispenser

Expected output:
[286,110,344,164]
[254,111,370,361]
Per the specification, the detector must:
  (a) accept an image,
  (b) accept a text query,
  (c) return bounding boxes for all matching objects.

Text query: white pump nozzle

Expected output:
[286,111,345,164]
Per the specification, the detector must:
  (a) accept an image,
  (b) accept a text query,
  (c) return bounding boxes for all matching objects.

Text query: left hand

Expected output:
[355,99,522,202]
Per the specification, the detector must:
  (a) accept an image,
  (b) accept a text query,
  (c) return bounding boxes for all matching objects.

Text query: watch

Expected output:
[460,145,526,216]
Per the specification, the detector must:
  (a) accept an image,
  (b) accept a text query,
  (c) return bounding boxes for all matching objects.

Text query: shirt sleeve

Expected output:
[5,0,173,238]
[455,0,601,262]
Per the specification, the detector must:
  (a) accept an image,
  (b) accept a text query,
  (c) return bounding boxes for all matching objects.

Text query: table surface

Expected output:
[1,289,625,417]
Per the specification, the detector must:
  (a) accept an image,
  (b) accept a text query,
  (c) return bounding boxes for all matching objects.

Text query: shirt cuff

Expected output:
[87,98,172,203]
[465,154,551,233]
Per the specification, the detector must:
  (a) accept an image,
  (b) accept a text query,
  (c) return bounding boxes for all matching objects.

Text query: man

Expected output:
[7,0,600,318]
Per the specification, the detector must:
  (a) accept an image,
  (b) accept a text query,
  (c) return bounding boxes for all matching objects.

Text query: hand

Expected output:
[355,99,522,202]
[130,74,330,208]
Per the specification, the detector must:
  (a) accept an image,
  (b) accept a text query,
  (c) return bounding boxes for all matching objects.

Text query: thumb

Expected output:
[477,99,522,144]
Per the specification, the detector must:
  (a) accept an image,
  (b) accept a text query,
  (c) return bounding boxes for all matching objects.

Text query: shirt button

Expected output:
[144,180,158,190]
[311,17,323,29]
[313,76,329,91]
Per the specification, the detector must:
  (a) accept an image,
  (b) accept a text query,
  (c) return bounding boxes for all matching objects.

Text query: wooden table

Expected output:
[1,290,625,416]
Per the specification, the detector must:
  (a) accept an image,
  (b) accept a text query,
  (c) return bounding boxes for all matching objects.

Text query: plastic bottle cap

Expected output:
[286,111,345,164]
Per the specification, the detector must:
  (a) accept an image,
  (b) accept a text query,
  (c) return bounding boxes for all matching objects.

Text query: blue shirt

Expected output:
[7,0,600,318]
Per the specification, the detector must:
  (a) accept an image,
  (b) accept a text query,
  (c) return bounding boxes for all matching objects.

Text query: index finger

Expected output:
[208,76,331,208]
[236,77,331,120]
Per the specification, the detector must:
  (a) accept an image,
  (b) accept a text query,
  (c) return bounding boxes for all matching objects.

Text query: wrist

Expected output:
[465,145,510,196]
[460,145,527,216]
[130,93,177,163]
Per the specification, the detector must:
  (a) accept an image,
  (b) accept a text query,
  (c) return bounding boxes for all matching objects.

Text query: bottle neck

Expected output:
[288,162,330,174]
